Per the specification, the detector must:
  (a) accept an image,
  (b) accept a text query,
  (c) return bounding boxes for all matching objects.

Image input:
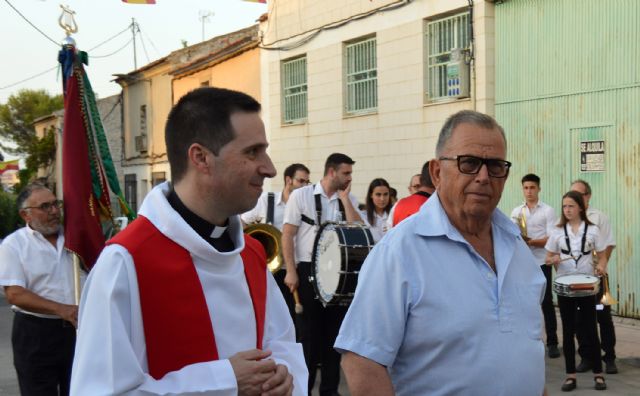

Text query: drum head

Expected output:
[555,274,598,285]
[314,225,341,303]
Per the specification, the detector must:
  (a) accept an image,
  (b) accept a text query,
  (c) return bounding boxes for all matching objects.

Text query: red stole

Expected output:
[107,215,267,379]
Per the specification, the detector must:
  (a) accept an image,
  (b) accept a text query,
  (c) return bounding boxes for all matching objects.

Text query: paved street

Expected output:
[1,297,638,395]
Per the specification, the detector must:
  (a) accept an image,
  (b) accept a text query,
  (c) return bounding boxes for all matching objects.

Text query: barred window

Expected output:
[426,12,470,101]
[345,36,377,114]
[281,56,307,124]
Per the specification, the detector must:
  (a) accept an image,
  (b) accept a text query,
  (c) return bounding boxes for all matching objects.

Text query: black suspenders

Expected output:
[266,192,275,225]
[300,185,346,226]
[561,223,591,266]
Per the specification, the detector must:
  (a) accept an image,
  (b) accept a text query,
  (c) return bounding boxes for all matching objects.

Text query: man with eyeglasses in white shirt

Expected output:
[0,182,83,396]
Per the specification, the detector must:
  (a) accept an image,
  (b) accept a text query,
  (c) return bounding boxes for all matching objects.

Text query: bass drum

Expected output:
[311,222,374,306]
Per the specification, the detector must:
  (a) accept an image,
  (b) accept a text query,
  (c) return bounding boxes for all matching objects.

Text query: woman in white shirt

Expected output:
[361,178,392,243]
[545,190,608,392]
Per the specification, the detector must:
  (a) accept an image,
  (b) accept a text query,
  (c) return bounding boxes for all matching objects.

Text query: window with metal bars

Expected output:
[281,56,308,124]
[425,12,470,101]
[345,36,377,114]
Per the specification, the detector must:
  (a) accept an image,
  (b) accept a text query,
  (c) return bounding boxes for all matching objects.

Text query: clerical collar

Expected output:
[167,188,234,252]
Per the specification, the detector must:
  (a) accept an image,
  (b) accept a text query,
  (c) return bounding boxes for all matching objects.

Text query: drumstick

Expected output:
[544,256,574,265]
[293,290,304,314]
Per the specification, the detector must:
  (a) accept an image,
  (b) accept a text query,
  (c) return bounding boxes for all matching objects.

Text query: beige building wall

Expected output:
[261,0,495,201]
[173,48,262,104]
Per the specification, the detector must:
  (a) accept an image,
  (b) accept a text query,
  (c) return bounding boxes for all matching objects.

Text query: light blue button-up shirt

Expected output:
[335,193,546,396]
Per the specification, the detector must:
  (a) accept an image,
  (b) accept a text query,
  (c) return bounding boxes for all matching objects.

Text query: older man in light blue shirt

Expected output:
[335,110,547,396]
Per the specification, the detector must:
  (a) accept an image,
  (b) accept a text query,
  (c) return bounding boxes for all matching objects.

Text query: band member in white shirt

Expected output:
[241,163,310,230]
[571,179,618,375]
[545,190,608,391]
[282,153,362,395]
[361,178,392,243]
[510,173,559,358]
[242,163,310,320]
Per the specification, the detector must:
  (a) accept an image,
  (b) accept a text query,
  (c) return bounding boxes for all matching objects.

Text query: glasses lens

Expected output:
[487,160,509,177]
[458,156,483,174]
[40,200,62,211]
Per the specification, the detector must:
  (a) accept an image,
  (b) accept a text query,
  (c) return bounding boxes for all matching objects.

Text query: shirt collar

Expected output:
[313,181,338,200]
[167,188,229,240]
[415,192,520,239]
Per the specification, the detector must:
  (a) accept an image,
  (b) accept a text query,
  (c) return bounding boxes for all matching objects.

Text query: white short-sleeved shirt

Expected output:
[545,222,605,277]
[587,207,616,248]
[0,226,85,318]
[241,191,285,231]
[360,210,389,243]
[335,193,546,396]
[283,183,360,264]
[510,201,558,263]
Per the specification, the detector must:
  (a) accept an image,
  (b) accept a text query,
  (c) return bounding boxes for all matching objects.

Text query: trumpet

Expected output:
[600,274,618,306]
[592,251,617,306]
[244,223,283,273]
[517,207,528,238]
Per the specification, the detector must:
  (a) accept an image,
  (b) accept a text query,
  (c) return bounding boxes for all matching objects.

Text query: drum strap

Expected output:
[561,223,591,266]
[266,192,275,225]
[314,189,345,226]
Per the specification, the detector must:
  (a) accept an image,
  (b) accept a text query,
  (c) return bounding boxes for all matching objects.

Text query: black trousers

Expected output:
[297,262,347,396]
[577,283,617,363]
[540,264,558,346]
[558,295,602,374]
[12,312,76,396]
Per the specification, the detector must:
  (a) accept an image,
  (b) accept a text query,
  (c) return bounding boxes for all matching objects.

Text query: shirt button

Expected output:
[487,272,493,280]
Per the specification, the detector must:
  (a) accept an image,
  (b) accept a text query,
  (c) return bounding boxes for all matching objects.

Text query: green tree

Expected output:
[0,189,21,238]
[0,89,63,177]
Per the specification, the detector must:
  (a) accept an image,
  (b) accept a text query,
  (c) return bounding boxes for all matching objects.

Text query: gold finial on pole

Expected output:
[58,4,78,47]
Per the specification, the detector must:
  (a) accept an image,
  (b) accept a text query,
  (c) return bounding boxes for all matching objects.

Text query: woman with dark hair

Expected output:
[545,190,608,392]
[362,178,392,243]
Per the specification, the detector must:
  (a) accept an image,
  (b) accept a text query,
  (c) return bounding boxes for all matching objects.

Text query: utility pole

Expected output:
[131,18,138,70]
[199,11,214,42]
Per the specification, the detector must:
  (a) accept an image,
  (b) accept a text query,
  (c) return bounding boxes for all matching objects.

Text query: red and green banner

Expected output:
[0,159,19,175]
[59,46,135,270]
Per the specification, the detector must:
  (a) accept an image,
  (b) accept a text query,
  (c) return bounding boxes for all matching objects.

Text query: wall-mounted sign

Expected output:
[580,140,605,172]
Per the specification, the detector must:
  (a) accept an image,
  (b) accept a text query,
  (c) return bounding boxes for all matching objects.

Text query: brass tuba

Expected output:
[244,223,283,273]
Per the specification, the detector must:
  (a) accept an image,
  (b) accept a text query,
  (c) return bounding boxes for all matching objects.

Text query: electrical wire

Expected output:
[88,23,133,52]
[0,65,59,90]
[3,0,60,47]
[140,28,161,58]
[137,24,151,63]
[0,22,134,91]
[90,38,134,59]
[260,0,412,51]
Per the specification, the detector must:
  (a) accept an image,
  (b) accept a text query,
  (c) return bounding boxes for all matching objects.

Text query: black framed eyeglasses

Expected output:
[24,200,63,212]
[439,155,512,178]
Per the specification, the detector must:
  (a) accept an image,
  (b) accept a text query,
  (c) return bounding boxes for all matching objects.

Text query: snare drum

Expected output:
[311,222,374,306]
[553,274,600,298]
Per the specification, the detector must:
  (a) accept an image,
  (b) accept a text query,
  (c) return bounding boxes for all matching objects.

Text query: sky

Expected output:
[0,0,267,103]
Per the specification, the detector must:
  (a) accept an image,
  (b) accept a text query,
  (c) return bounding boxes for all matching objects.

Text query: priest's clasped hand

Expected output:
[230,349,293,396]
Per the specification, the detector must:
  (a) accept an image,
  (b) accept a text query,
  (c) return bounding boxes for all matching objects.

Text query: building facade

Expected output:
[495,0,640,318]
[260,0,496,198]
[115,25,261,210]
